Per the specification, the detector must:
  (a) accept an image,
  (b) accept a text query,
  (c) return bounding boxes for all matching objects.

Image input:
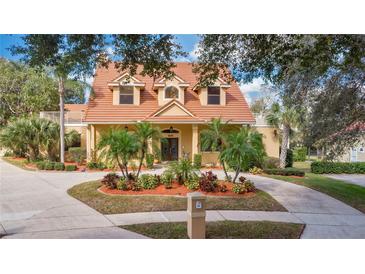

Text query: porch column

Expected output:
[90,124,96,153]
[147,138,153,154]
[192,124,199,157]
[86,125,91,161]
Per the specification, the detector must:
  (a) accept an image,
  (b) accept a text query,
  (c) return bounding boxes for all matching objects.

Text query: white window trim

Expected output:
[163,85,180,100]
[119,86,134,105]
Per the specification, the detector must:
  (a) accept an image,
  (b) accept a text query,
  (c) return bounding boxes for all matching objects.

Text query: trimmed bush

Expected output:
[263,157,280,169]
[44,161,55,170]
[65,165,77,171]
[87,161,106,170]
[138,174,159,189]
[249,166,263,175]
[311,161,365,174]
[193,154,202,169]
[264,168,305,177]
[101,172,119,189]
[146,154,154,169]
[54,162,65,171]
[161,170,174,189]
[285,149,293,168]
[293,147,307,162]
[36,161,46,170]
[184,175,200,190]
[68,147,86,165]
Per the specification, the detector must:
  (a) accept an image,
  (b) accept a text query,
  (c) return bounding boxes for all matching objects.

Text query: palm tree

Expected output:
[200,118,231,178]
[97,128,139,178]
[134,122,162,178]
[266,103,299,168]
[39,119,60,161]
[221,127,265,183]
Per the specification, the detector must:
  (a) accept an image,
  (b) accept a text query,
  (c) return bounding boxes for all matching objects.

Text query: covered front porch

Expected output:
[85,123,219,165]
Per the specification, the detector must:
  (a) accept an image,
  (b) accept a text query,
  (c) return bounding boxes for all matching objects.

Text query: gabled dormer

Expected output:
[153,75,190,106]
[108,72,145,106]
[193,78,231,106]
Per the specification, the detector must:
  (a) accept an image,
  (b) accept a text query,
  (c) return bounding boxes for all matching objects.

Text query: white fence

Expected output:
[39,111,84,125]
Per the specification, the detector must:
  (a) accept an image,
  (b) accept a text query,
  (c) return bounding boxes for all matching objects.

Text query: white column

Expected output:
[86,125,91,161]
[192,124,199,157]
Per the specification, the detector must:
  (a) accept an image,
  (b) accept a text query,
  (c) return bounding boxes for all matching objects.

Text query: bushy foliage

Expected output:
[249,166,263,175]
[101,172,120,189]
[167,159,197,184]
[232,177,256,194]
[68,147,86,165]
[44,161,55,170]
[311,161,365,174]
[199,171,218,192]
[160,170,174,189]
[293,147,307,162]
[263,157,280,169]
[264,168,305,177]
[138,174,159,189]
[146,153,154,169]
[117,177,129,191]
[193,154,202,169]
[36,161,46,170]
[65,165,77,171]
[54,162,65,171]
[86,161,106,170]
[232,183,247,194]
[184,174,200,190]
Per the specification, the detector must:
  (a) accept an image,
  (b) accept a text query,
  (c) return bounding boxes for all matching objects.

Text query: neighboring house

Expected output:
[81,62,279,165]
[40,104,87,148]
[336,122,365,163]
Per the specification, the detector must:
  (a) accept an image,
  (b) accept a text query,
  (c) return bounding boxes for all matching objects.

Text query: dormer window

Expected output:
[119,86,134,104]
[164,86,179,99]
[207,86,220,105]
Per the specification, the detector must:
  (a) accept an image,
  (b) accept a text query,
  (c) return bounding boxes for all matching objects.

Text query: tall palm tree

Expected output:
[221,127,265,183]
[97,128,139,178]
[134,122,161,178]
[266,102,299,168]
[200,118,231,178]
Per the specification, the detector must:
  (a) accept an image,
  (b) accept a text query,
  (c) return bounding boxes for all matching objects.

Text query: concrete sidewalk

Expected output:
[324,174,365,187]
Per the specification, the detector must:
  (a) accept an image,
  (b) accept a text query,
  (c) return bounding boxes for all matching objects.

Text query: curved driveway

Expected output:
[1,159,365,238]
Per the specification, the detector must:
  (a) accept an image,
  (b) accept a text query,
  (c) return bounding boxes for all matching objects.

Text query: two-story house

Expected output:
[82,62,279,165]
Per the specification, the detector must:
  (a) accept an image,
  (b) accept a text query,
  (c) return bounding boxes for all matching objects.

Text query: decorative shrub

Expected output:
[129,180,142,191]
[232,183,247,194]
[293,147,307,162]
[65,165,77,172]
[68,147,86,165]
[285,149,293,168]
[161,170,174,189]
[87,162,106,170]
[311,161,365,174]
[193,154,202,169]
[199,171,218,192]
[44,161,55,170]
[54,162,65,171]
[264,168,305,177]
[36,161,46,170]
[249,166,263,175]
[168,159,197,184]
[185,175,200,190]
[238,176,246,183]
[146,154,154,169]
[101,172,120,189]
[138,174,159,189]
[117,177,129,191]
[244,180,256,192]
[263,157,280,169]
[219,183,228,192]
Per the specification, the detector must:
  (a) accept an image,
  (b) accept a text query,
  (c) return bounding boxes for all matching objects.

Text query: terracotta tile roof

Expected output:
[65,104,87,112]
[85,62,255,124]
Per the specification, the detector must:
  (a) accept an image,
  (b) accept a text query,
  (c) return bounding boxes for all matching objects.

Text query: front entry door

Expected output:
[161,138,178,161]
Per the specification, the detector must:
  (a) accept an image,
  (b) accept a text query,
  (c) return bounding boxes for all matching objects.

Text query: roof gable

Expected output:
[148,99,196,118]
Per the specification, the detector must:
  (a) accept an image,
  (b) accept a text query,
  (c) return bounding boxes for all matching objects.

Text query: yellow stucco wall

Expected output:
[254,127,280,158]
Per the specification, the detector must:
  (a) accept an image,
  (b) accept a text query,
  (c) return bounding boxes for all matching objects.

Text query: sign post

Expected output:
[187,192,206,239]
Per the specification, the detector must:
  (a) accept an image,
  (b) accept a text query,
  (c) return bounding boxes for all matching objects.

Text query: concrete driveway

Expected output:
[324,174,365,187]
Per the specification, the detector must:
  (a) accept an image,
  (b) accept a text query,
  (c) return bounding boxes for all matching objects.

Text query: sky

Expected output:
[0,34,262,103]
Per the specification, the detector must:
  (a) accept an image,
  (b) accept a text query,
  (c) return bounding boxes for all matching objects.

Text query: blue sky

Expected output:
[0,34,261,103]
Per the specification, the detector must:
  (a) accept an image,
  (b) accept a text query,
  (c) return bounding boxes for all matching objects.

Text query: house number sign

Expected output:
[195,201,202,209]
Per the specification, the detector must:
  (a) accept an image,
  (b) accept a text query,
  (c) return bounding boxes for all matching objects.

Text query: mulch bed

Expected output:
[99,181,255,197]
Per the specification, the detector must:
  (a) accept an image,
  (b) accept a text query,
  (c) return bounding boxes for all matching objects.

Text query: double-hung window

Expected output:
[119,86,134,104]
[207,86,220,105]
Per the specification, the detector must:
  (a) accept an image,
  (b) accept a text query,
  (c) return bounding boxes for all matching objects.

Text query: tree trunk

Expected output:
[136,147,145,178]
[279,124,290,169]
[58,77,66,163]
[232,166,241,183]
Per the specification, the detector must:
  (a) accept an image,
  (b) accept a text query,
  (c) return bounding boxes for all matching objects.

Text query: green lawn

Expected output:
[264,173,365,213]
[68,181,286,214]
[121,221,304,239]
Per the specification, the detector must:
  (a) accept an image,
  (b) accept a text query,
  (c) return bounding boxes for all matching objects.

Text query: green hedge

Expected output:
[54,162,65,171]
[264,168,305,177]
[65,165,77,171]
[293,147,307,162]
[311,161,365,174]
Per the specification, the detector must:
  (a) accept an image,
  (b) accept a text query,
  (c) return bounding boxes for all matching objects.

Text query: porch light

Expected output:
[169,126,173,133]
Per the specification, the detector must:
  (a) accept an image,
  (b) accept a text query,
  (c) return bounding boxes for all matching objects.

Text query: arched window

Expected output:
[164,86,179,99]
[162,128,179,134]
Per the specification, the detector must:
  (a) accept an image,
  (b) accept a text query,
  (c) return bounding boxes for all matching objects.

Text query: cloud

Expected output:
[188,42,200,61]
[105,46,114,56]
[239,78,266,104]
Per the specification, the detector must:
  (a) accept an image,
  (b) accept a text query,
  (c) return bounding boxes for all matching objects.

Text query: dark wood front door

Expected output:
[161,138,178,161]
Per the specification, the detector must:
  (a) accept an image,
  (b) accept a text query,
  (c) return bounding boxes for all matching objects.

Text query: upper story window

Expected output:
[207,86,220,105]
[119,86,134,104]
[164,86,179,99]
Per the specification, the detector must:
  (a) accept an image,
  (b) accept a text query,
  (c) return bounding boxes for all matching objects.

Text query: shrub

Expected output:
[232,183,247,194]
[128,180,142,191]
[168,159,197,184]
[311,161,365,174]
[146,154,154,169]
[54,162,65,171]
[138,174,159,189]
[161,170,174,189]
[185,175,200,190]
[263,157,280,169]
[249,166,263,175]
[117,177,129,191]
[285,149,293,167]
[44,161,55,170]
[101,172,120,189]
[68,147,86,165]
[219,183,228,192]
[263,168,305,177]
[87,161,106,170]
[65,165,77,172]
[36,161,46,170]
[193,154,202,169]
[199,171,218,192]
[293,147,307,162]
[244,180,256,192]
[238,176,246,183]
